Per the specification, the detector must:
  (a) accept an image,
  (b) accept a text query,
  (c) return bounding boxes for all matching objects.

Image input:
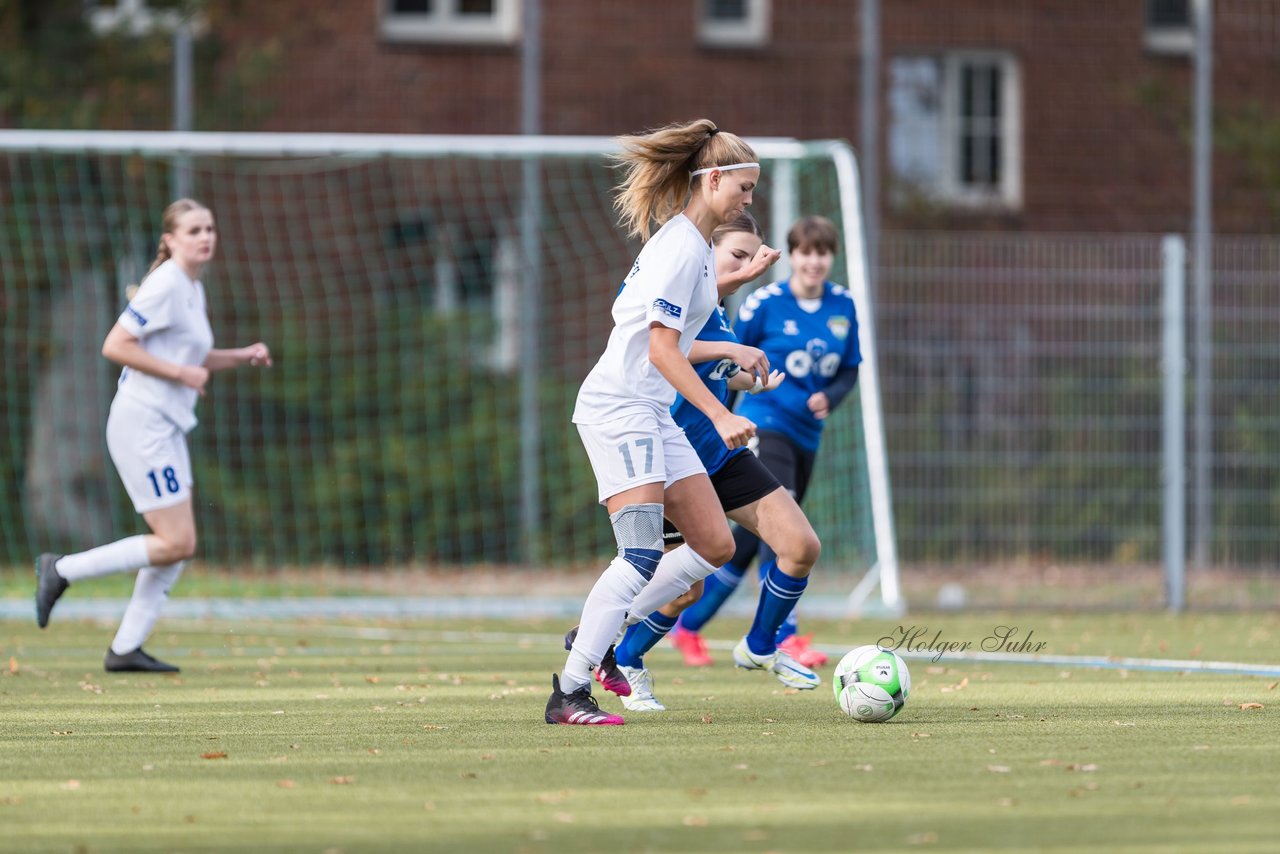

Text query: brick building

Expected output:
[192,0,1280,235]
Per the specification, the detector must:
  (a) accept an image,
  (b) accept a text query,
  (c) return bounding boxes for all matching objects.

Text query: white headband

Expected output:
[690,162,760,177]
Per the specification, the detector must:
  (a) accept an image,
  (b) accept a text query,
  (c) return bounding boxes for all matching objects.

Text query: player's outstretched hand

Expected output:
[714,412,756,450]
[750,369,786,395]
[740,244,782,282]
[242,343,273,368]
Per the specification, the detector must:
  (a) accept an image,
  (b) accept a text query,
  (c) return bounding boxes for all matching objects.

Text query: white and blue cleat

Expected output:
[732,637,821,690]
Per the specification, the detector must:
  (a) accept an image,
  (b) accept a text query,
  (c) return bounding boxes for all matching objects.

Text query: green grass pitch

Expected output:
[1,612,1277,852]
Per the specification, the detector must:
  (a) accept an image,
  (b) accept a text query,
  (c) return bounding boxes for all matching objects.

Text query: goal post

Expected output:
[0,129,900,615]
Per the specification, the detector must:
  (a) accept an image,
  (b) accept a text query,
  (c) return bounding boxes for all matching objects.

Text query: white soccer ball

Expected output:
[833,645,911,722]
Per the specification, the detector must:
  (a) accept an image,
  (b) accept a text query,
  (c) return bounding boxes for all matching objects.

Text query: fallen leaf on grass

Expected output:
[1,796,25,806]
[61,780,81,791]
[1238,703,1264,710]
[997,798,1017,807]
[912,732,931,738]
[276,780,295,789]
[1065,763,1098,772]
[553,812,575,823]
[8,657,18,675]
[682,815,709,827]
[1232,795,1251,806]
[986,765,1011,773]
[906,831,938,845]
[365,676,380,684]
[1111,721,1136,727]
[422,725,449,731]
[536,791,569,805]
[732,763,749,770]
[701,714,713,724]
[51,730,73,736]
[329,776,355,785]
[201,752,228,760]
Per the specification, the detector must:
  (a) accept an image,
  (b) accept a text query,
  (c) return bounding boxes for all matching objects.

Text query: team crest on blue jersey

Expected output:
[783,319,799,336]
[652,298,683,318]
[126,305,149,326]
[827,316,851,340]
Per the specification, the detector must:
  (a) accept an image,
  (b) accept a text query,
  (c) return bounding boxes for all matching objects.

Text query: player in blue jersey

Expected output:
[604,212,826,711]
[672,215,860,670]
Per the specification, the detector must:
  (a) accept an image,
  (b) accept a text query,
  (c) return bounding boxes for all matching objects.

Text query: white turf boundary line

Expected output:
[156,619,1280,680]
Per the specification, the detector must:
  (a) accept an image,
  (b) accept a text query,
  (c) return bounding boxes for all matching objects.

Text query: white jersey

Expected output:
[573,214,719,425]
[113,259,215,433]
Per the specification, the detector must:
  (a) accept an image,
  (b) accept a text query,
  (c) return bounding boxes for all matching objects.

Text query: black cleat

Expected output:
[34,553,68,629]
[544,674,623,725]
[105,648,180,673]
[563,625,631,697]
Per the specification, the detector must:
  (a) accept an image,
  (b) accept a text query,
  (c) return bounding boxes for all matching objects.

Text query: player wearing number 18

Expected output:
[34,198,272,672]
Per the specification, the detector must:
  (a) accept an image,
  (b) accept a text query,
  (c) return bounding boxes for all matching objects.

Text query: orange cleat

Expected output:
[777,633,829,668]
[670,625,714,667]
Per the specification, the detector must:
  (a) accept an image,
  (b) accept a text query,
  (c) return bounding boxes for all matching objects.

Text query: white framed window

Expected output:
[86,0,203,37]
[380,0,520,45]
[888,52,1022,210]
[1144,0,1193,56]
[697,0,770,48]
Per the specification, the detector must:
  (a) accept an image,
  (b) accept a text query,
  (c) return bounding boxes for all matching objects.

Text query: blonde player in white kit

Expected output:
[546,120,763,725]
[35,198,272,673]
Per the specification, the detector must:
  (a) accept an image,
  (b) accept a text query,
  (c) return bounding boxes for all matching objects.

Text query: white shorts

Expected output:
[577,411,706,504]
[106,397,194,514]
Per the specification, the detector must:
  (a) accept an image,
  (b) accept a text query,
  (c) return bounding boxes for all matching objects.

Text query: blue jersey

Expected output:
[670,305,749,475]
[734,280,861,452]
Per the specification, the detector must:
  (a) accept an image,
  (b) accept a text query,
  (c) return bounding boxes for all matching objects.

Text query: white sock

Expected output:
[56,535,151,582]
[562,557,648,692]
[625,545,717,623]
[111,562,184,654]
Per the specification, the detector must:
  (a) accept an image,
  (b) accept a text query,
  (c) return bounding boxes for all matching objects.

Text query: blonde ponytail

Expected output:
[612,119,757,241]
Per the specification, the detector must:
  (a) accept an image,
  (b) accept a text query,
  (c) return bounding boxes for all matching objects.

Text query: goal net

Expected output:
[0,130,900,614]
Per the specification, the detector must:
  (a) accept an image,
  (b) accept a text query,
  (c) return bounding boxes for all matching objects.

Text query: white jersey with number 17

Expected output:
[573,214,718,425]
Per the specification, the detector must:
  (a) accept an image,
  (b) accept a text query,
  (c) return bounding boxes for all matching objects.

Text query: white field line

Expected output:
[160,619,1280,679]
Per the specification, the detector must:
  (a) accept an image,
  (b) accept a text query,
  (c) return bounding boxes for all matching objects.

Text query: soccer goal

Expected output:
[0,129,901,615]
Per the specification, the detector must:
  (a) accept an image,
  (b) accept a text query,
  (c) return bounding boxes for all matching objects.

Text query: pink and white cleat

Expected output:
[544,674,624,725]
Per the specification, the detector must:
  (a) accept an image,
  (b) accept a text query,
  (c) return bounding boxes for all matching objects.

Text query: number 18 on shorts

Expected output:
[105,399,194,513]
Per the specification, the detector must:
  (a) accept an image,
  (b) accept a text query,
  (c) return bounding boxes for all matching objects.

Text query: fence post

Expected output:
[1162,234,1187,612]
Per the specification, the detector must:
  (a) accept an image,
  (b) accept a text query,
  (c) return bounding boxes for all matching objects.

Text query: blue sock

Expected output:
[775,611,800,645]
[745,561,808,656]
[677,562,746,633]
[615,610,678,668]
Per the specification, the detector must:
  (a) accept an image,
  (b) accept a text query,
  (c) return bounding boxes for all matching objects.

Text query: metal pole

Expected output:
[172,17,193,198]
[518,0,544,565]
[1191,0,1213,569]
[860,0,880,299]
[1162,235,1187,612]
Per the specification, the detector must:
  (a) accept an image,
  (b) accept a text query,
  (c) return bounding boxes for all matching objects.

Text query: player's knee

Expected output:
[783,530,821,573]
[153,531,197,564]
[701,529,737,568]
